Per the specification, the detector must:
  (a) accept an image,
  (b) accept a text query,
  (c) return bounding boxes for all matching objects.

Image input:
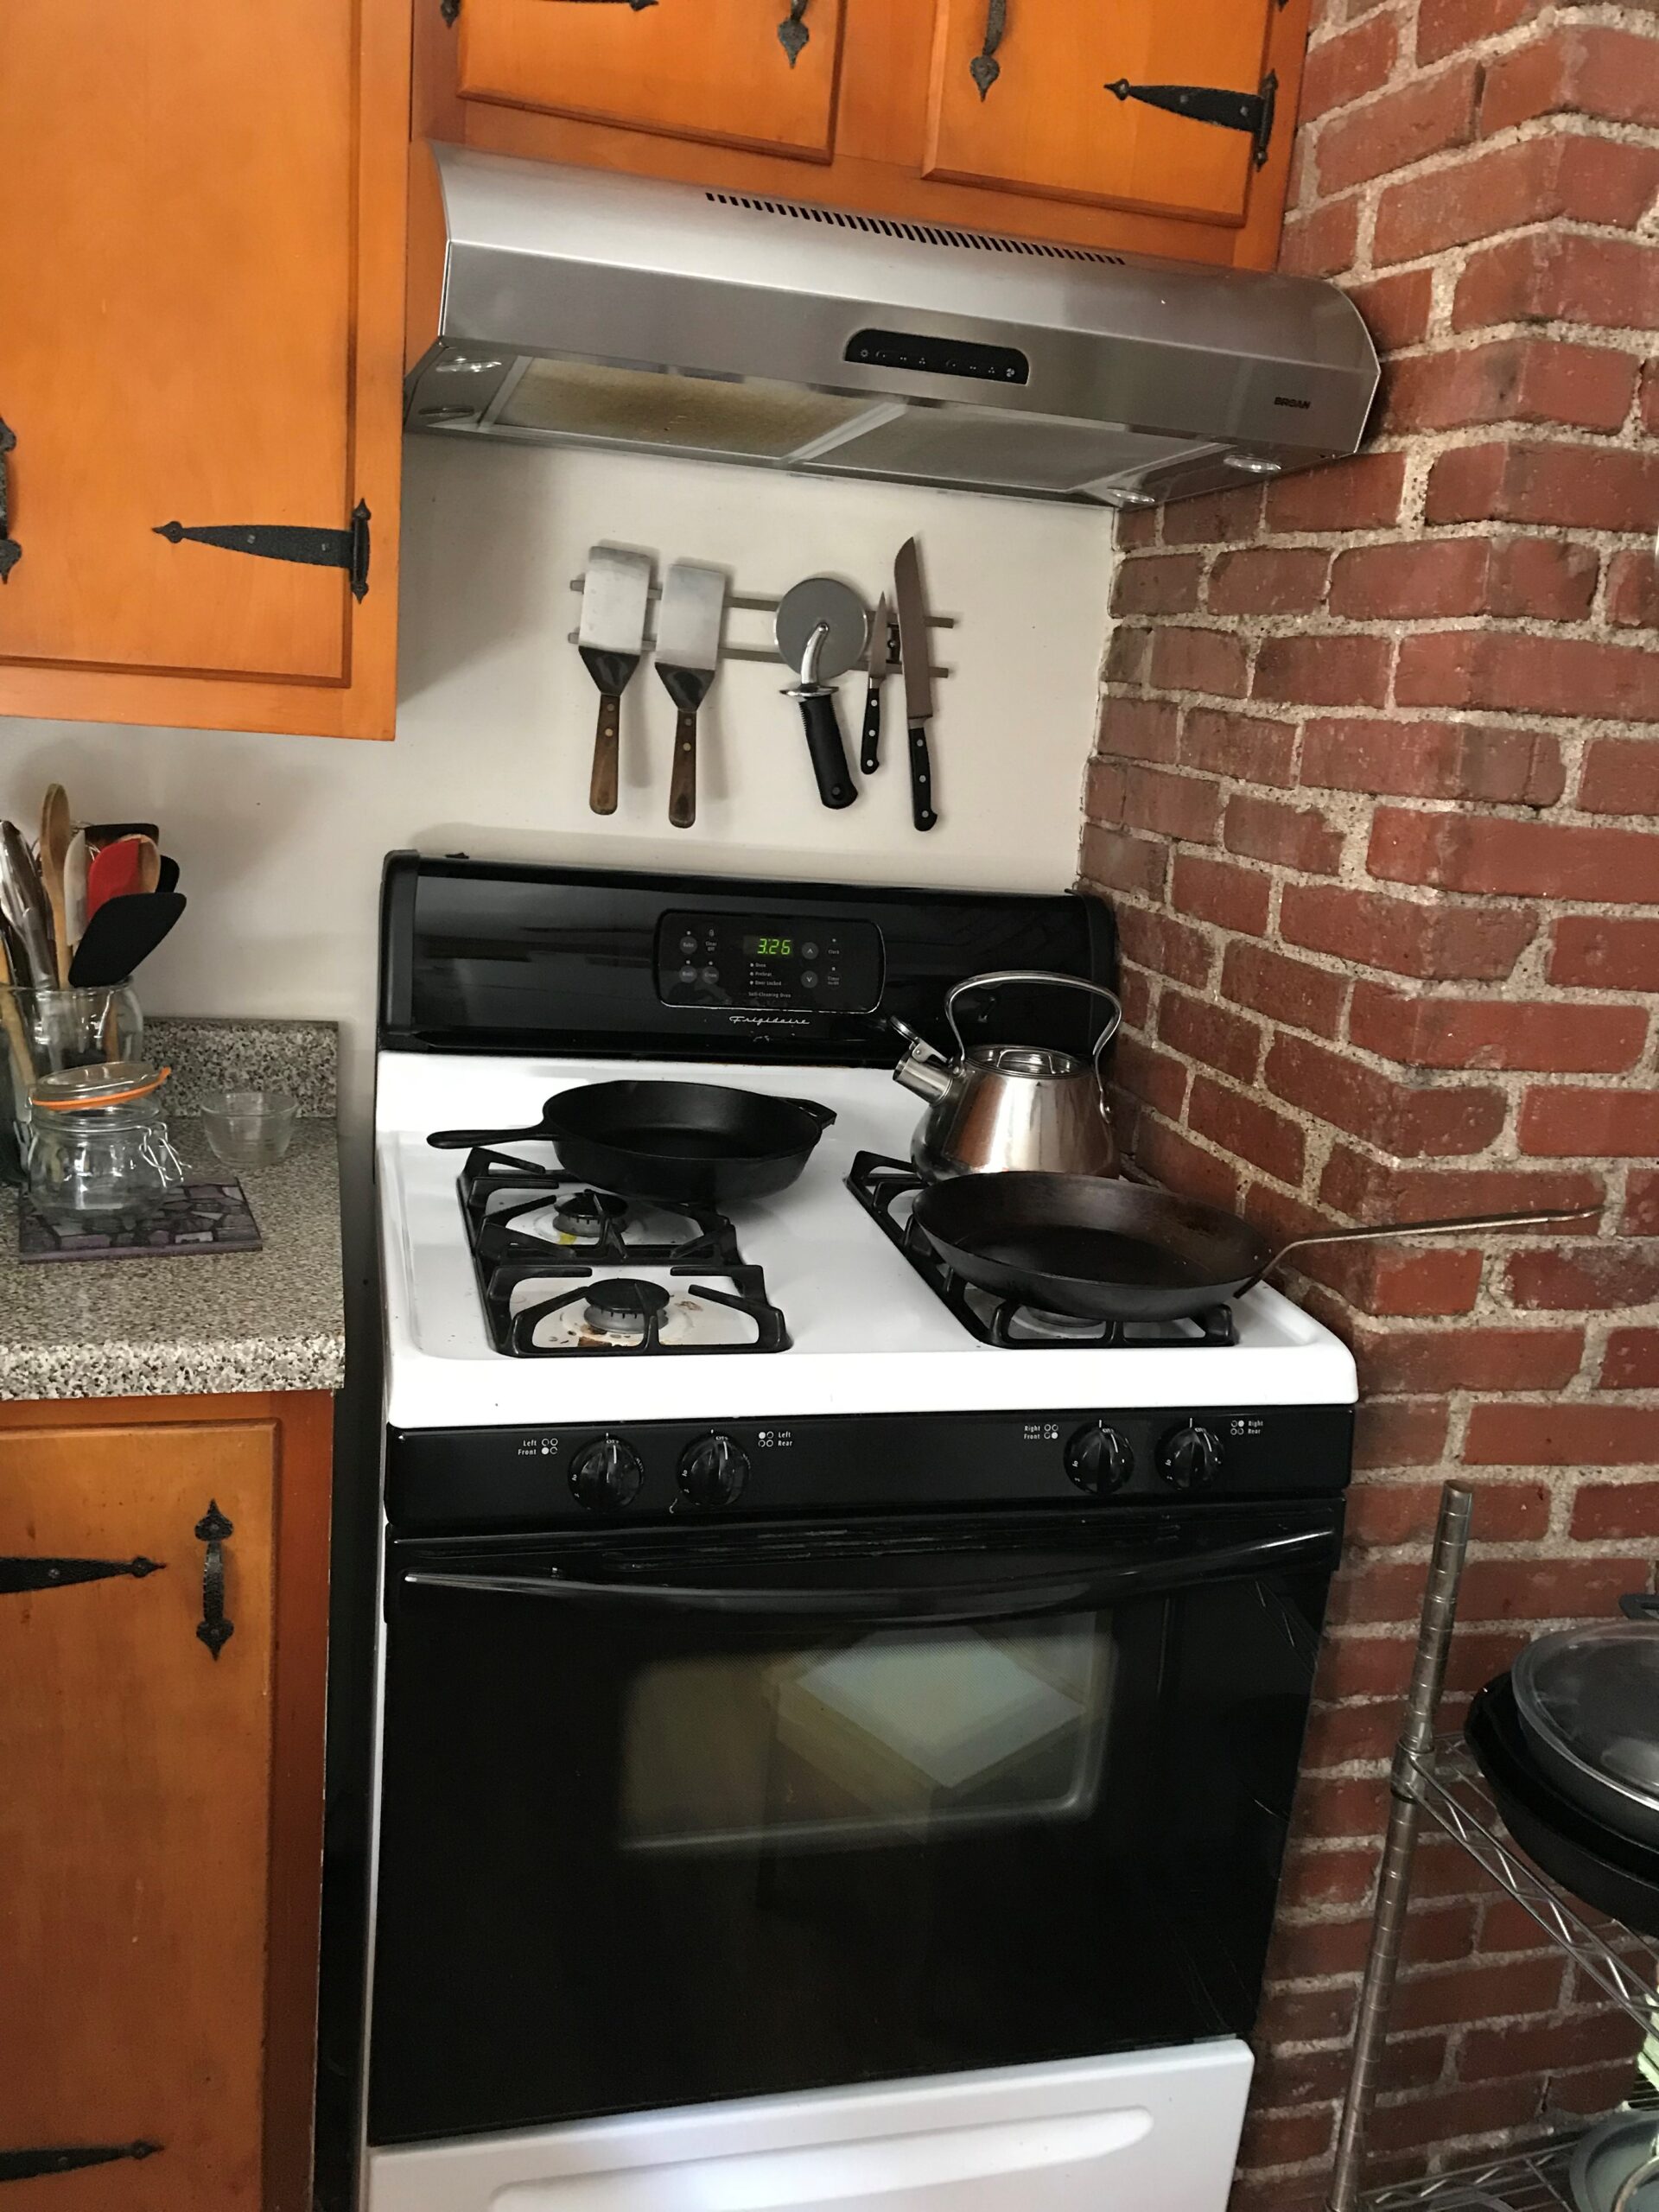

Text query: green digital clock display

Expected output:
[743,935,794,959]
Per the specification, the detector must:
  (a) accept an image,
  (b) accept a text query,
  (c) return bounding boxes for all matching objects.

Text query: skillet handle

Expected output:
[426,1124,550,1151]
[1243,1201,1604,1294]
[795,1100,837,1128]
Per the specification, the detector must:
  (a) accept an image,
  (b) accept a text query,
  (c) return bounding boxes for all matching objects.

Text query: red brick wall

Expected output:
[1078,0,1659,2200]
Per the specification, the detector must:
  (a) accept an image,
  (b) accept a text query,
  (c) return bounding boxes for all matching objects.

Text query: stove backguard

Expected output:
[379,854,1116,1068]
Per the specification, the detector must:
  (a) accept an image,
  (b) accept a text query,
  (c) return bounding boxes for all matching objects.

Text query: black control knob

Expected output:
[677,1434,750,1510]
[569,1436,645,1512]
[1065,1422,1135,1496]
[1158,1423,1224,1491]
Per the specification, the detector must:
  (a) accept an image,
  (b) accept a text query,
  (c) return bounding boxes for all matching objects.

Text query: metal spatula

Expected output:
[655,562,727,830]
[578,546,653,817]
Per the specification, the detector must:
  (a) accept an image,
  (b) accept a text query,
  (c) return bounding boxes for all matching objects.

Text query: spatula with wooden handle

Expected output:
[578,546,653,817]
[655,562,727,830]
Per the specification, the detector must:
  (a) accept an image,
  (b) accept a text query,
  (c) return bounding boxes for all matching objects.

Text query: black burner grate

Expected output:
[450,1146,787,1356]
[845,1151,1237,1350]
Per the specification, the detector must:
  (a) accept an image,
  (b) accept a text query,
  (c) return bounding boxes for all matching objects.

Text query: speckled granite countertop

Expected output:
[0,1021,345,1403]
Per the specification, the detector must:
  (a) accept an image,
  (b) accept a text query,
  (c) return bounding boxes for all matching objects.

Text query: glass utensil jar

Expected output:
[3,982,143,1173]
[26,1060,183,1224]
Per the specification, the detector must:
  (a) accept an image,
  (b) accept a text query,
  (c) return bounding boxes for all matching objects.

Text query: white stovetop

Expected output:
[376,1051,1357,1431]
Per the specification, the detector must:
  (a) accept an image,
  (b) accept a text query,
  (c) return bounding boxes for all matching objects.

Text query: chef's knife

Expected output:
[655,561,727,830]
[861,592,892,776]
[578,545,653,817]
[892,537,938,832]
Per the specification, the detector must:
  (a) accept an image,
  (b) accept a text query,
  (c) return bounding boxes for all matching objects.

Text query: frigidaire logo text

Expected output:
[728,1012,813,1029]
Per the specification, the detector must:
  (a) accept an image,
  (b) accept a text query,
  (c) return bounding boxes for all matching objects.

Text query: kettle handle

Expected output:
[944,972,1124,1084]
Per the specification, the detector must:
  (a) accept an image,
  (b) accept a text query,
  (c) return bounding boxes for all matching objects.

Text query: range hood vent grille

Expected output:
[703,190,1127,264]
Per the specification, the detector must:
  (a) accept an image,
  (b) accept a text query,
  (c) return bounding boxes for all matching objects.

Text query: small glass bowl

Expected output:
[200,1089,298,1168]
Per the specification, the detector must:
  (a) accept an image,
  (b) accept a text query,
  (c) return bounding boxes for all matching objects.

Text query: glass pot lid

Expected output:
[1514,1618,1659,1805]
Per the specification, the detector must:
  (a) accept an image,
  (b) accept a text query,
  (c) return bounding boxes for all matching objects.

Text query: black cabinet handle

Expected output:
[0,418,19,584]
[194,1501,234,1660]
[1,2144,161,2185]
[0,1555,162,1595]
[970,0,1006,98]
[778,0,809,64]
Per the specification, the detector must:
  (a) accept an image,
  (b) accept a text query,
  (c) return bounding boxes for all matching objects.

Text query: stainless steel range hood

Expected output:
[404,143,1379,509]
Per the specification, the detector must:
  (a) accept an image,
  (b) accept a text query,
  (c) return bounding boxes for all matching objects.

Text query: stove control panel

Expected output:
[387,1406,1353,1532]
[656,912,884,1016]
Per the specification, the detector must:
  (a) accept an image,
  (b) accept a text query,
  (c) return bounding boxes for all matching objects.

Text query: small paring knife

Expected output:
[861,593,892,776]
[655,561,727,830]
[578,545,654,817]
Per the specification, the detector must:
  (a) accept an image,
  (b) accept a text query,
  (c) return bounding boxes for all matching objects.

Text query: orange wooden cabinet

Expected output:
[0,1392,333,2212]
[0,0,410,740]
[421,0,1307,270]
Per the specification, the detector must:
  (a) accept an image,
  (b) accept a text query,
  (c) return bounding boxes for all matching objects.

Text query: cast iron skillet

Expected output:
[428,1081,836,1206]
[913,1173,1599,1324]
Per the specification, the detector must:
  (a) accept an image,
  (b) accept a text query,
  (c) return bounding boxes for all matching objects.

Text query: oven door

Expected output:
[368,1503,1342,2146]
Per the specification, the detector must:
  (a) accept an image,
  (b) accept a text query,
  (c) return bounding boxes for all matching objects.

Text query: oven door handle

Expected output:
[401,1526,1338,1625]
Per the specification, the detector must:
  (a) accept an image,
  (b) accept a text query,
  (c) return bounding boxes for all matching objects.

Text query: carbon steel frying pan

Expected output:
[913,1173,1600,1324]
[428,1080,836,1206]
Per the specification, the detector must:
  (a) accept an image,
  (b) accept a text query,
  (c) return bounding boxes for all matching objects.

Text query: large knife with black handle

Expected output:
[892,537,938,832]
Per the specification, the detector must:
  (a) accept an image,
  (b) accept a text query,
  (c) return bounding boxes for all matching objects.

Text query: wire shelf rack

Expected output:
[1327,1485,1659,2212]
[1404,1740,1659,2035]
[1360,2133,1580,2210]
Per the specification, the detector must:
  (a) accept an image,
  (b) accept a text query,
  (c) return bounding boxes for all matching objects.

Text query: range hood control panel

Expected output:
[656,912,883,1015]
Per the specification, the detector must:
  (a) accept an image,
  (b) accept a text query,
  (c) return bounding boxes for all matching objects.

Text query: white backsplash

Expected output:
[0,436,1116,1137]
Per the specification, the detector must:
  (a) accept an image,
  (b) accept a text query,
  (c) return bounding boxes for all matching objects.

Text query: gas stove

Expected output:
[363,856,1357,2212]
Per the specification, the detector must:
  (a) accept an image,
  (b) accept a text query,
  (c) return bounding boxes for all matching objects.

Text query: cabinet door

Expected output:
[924,0,1278,226]
[0,0,407,738]
[0,1422,276,2212]
[459,0,847,162]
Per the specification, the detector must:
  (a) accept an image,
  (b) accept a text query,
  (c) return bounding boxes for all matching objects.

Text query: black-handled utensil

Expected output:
[655,561,727,830]
[67,892,187,987]
[861,592,891,775]
[775,577,868,811]
[893,537,938,832]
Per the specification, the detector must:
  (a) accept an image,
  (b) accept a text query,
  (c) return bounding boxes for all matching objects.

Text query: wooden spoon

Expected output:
[38,783,73,986]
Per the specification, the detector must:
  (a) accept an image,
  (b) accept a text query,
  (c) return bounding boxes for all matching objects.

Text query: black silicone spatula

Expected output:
[68,892,187,987]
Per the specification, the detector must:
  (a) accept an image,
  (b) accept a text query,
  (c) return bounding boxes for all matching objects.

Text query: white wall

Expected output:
[1,436,1116,1136]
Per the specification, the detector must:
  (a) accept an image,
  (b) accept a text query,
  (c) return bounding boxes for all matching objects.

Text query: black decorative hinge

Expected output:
[1106,69,1278,167]
[0,2144,161,2185]
[778,0,809,64]
[0,1555,162,1596]
[154,499,372,602]
[970,0,1006,97]
[0,418,19,585]
[194,1500,234,1661]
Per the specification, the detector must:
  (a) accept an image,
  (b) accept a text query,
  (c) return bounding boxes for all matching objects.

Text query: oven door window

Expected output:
[369,1507,1341,2145]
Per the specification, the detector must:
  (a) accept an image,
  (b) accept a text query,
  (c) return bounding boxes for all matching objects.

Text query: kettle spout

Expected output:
[893,1047,954,1104]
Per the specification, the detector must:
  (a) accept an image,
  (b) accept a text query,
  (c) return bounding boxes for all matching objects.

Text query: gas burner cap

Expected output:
[1011,1306,1109,1343]
[553,1190,628,1235]
[582,1279,671,1335]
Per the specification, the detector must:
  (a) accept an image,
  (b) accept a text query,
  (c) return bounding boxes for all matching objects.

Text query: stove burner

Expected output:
[844,1151,1238,1351]
[447,1145,789,1357]
[583,1279,671,1335]
[555,1190,629,1236]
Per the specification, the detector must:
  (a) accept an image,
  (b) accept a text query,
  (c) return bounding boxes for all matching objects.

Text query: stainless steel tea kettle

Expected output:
[890,970,1123,1182]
